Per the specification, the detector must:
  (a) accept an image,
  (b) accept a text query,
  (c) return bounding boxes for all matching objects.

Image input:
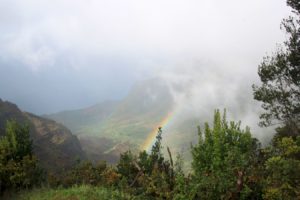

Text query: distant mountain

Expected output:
[44,100,119,136]
[45,78,176,162]
[0,99,86,173]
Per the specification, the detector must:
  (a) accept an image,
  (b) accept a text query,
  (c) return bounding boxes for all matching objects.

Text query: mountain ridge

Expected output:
[0,98,86,173]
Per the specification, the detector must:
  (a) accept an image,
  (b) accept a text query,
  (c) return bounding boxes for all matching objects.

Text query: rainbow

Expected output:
[141,112,173,152]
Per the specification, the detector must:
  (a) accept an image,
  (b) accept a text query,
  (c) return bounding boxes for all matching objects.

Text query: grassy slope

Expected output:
[12,185,146,200]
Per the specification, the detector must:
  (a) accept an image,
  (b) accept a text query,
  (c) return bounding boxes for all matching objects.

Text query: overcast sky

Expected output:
[0,0,292,116]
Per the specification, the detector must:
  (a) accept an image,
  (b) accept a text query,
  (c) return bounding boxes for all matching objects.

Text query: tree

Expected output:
[263,136,300,199]
[0,120,43,193]
[116,127,175,199]
[3,120,32,160]
[191,110,262,199]
[252,0,300,136]
[173,153,191,200]
[149,127,164,169]
[116,150,139,186]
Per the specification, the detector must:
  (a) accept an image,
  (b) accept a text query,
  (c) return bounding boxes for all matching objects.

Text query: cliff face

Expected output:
[0,99,86,173]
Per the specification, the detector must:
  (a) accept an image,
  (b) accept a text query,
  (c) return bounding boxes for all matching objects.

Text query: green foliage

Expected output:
[116,127,175,199]
[151,127,163,160]
[48,160,114,188]
[263,137,300,199]
[4,106,300,199]
[252,0,300,136]
[117,150,139,185]
[191,110,261,199]
[173,153,191,200]
[4,109,300,200]
[1,120,32,160]
[13,185,143,200]
[0,120,43,193]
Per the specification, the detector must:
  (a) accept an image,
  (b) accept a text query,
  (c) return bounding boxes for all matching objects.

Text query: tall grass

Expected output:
[11,185,145,200]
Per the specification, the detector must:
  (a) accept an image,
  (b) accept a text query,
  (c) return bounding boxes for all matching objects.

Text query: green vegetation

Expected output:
[13,185,140,200]
[263,137,300,199]
[116,127,176,199]
[191,110,261,199]
[2,109,300,199]
[0,120,44,193]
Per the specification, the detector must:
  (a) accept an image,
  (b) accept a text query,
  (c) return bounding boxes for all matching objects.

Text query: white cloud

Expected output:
[4,30,56,71]
[0,0,291,72]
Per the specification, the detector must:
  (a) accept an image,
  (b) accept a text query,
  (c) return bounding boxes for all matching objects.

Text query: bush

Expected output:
[191,110,262,199]
[263,137,300,199]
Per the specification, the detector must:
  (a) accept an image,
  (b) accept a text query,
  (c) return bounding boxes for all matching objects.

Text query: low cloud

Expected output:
[159,60,274,143]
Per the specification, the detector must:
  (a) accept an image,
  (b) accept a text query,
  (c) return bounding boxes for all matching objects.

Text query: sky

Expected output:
[0,0,292,120]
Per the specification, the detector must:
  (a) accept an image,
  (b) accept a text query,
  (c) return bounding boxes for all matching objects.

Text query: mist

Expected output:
[0,0,292,140]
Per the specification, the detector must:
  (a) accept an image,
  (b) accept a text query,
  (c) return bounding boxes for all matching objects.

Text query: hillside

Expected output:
[43,100,119,136]
[45,78,176,162]
[0,99,86,173]
[96,78,174,143]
